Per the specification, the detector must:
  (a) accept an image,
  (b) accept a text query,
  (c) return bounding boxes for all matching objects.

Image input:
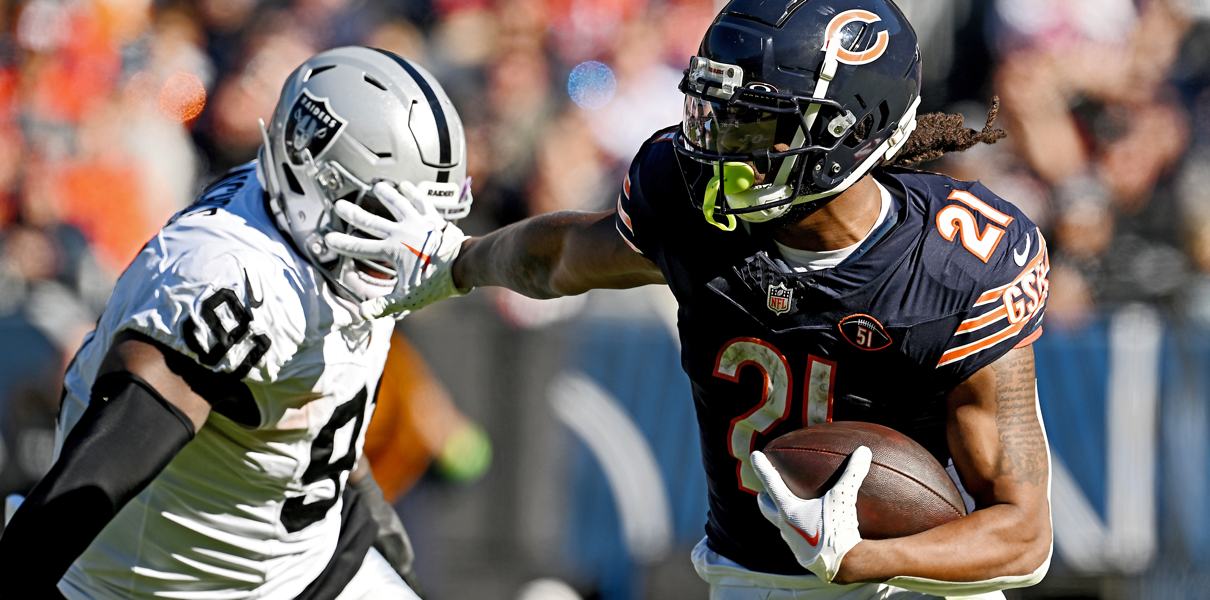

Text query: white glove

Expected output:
[751,446,871,582]
[325,181,469,319]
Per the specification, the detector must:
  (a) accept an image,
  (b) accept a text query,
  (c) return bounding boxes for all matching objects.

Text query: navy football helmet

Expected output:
[675,0,922,228]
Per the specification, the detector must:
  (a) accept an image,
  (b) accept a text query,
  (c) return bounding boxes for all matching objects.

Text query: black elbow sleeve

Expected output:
[0,371,196,590]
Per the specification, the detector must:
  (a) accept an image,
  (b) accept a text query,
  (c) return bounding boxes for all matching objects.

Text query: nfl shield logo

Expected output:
[767,282,793,316]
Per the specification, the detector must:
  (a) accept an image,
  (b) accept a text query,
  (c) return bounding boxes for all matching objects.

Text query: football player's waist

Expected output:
[703,517,807,576]
[64,540,332,598]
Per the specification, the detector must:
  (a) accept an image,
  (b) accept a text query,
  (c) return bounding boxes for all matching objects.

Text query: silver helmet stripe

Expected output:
[372,48,452,183]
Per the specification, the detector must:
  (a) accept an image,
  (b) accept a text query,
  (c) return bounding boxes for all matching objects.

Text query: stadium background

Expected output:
[0,0,1208,598]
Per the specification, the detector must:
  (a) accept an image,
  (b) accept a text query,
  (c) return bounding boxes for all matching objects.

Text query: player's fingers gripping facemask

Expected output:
[674,0,924,230]
[324,181,468,320]
[258,46,472,304]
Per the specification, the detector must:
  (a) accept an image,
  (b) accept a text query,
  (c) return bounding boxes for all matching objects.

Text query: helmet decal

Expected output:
[824,9,890,66]
[285,90,347,164]
[674,1,920,220]
[263,47,470,303]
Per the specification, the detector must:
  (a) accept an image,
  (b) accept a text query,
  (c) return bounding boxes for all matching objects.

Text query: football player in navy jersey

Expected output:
[333,0,1053,597]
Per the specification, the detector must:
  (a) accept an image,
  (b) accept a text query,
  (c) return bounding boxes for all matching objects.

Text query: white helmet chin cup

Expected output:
[261,46,470,302]
[727,184,796,223]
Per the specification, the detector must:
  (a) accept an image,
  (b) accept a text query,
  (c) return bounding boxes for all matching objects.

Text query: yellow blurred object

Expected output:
[436,422,492,483]
[364,332,491,502]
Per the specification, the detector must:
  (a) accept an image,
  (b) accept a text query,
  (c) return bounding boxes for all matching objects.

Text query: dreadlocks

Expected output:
[892,97,1007,166]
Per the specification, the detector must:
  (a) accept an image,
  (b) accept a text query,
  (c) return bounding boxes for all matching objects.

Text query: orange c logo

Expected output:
[825,9,890,66]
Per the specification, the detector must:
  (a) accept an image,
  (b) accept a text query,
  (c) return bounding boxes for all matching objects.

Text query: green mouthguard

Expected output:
[702,162,755,232]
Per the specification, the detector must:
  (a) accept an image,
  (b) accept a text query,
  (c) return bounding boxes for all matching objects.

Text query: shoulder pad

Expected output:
[614,126,695,259]
[900,174,1049,380]
[118,245,306,383]
[894,173,1043,295]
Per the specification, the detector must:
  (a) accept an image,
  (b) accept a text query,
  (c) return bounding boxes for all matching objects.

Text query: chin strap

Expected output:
[258,118,298,246]
[257,119,282,201]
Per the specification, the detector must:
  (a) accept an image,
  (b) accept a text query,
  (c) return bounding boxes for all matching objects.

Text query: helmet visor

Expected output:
[681,95,782,158]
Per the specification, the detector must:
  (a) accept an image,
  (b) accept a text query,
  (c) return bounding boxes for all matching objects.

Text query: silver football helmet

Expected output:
[258,46,471,302]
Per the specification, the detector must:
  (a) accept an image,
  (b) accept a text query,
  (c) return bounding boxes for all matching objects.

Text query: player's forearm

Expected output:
[835,501,1051,589]
[452,211,611,299]
[0,371,196,589]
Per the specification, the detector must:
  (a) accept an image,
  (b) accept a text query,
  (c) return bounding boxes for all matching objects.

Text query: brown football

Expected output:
[761,421,967,539]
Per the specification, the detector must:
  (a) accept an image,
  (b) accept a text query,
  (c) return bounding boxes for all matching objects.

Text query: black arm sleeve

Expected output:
[0,371,196,592]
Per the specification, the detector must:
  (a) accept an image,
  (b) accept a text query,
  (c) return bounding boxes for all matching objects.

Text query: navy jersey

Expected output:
[615,128,1050,575]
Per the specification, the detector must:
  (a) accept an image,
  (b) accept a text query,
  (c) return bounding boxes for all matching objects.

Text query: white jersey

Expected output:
[55,163,396,599]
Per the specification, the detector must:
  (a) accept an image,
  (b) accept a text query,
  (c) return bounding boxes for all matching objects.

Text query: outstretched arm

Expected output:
[327,183,665,318]
[835,345,1052,592]
[452,210,665,299]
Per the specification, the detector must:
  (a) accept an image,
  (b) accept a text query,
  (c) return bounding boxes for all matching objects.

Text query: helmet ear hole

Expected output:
[877,100,891,131]
[843,113,875,149]
[282,164,305,195]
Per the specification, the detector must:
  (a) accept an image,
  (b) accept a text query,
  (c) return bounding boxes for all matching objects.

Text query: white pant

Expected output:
[58,547,418,600]
[334,548,420,600]
[691,539,1005,600]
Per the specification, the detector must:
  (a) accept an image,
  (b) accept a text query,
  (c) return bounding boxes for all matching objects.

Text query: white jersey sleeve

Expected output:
[121,245,303,384]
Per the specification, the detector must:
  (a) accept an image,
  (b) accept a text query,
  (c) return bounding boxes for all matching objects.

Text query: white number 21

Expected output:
[714,338,836,494]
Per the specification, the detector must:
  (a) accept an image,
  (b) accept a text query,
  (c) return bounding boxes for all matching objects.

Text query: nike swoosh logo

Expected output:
[402,242,432,266]
[791,523,821,547]
[1013,233,1032,267]
[243,269,264,308]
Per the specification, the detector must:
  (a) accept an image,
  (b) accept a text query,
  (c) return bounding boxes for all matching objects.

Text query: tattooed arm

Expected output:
[833,346,1053,589]
[452,210,664,299]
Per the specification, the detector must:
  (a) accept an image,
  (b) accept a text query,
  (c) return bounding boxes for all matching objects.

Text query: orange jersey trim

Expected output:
[1014,327,1044,349]
[974,236,1049,306]
[956,305,1008,334]
[616,194,634,234]
[615,222,643,254]
[938,319,1030,367]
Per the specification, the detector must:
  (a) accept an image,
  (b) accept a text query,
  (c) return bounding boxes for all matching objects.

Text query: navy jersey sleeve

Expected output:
[928,180,1050,383]
[614,129,680,263]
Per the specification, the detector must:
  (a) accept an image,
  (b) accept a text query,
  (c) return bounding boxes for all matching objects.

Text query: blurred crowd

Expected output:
[0,0,1208,591]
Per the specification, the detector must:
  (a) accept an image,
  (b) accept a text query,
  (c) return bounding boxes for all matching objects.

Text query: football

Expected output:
[761,421,967,539]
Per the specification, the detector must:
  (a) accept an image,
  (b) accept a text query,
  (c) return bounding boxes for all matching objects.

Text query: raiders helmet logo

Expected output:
[824,9,891,66]
[285,90,347,164]
[838,314,892,351]
[767,282,794,316]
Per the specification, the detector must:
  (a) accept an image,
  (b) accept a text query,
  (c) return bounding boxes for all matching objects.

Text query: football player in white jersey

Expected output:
[0,46,472,599]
